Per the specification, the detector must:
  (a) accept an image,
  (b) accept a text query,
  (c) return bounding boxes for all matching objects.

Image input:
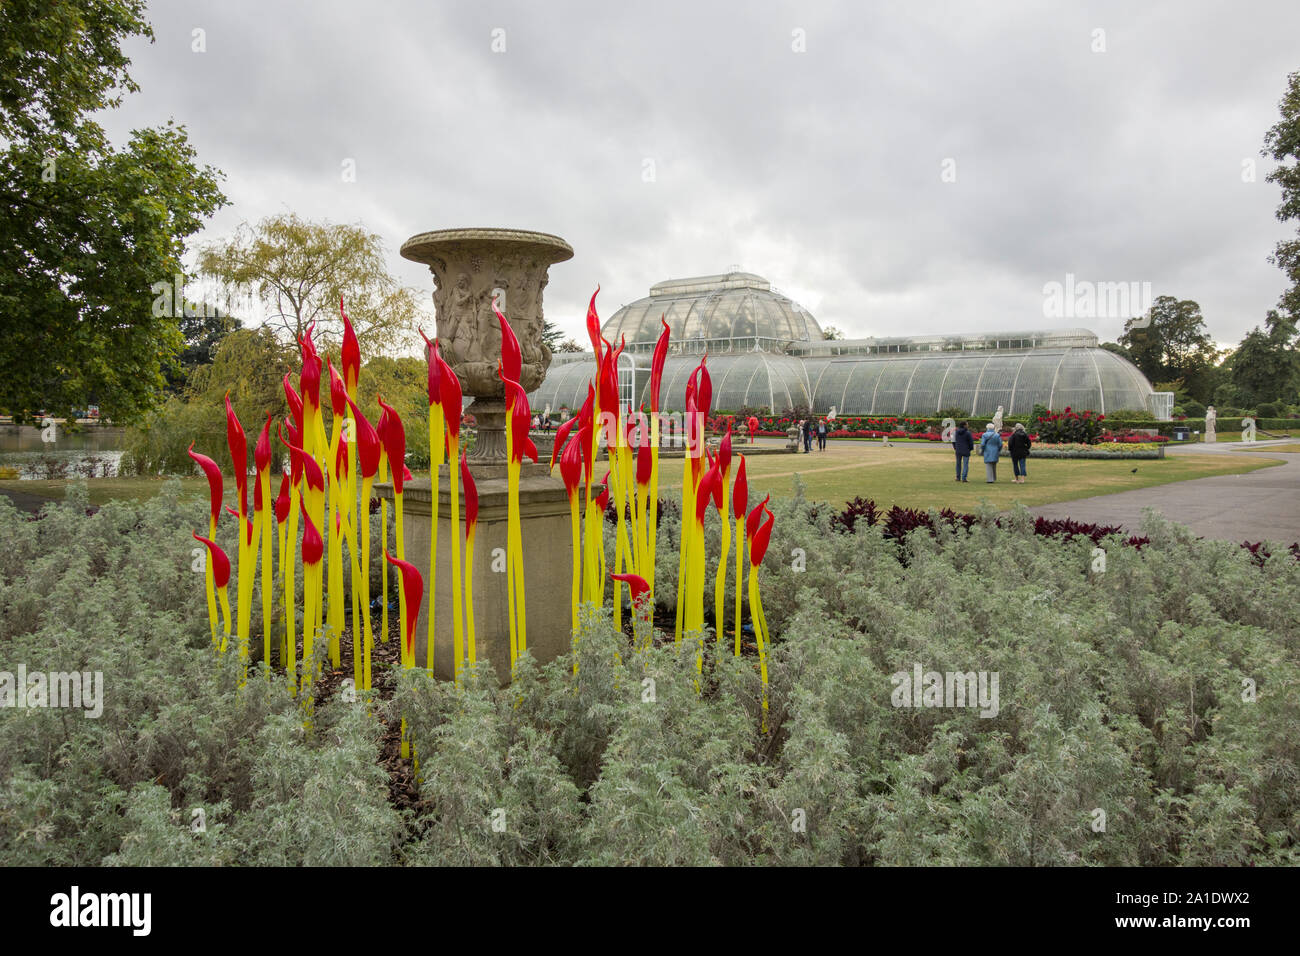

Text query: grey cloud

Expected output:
[103,0,1300,347]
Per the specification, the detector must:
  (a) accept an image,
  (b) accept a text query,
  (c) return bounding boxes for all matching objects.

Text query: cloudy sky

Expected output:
[104,0,1299,350]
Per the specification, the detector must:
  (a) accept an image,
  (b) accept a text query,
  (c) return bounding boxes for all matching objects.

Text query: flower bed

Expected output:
[1028,442,1166,459]
[825,495,1300,560]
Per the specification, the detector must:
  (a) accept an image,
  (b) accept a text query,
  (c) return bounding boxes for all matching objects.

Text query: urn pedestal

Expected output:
[376,464,571,684]
[387,227,576,682]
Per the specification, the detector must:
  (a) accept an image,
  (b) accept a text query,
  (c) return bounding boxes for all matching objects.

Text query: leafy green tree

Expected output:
[1119,296,1220,401]
[163,308,242,395]
[1231,311,1300,407]
[196,213,422,357]
[123,327,295,475]
[0,0,227,422]
[540,318,566,352]
[1264,70,1300,321]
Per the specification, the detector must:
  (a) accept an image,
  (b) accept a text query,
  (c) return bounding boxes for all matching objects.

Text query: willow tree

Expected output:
[197,213,423,357]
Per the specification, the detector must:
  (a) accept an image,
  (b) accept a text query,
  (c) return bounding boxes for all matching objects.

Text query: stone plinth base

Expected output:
[376,463,573,684]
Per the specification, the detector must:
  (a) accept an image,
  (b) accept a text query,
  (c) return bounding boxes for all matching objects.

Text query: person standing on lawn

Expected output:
[1008,422,1031,483]
[952,421,974,482]
[980,422,1002,483]
[803,418,814,453]
[816,418,828,451]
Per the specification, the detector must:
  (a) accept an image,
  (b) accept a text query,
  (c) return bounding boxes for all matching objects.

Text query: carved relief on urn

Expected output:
[401,229,572,396]
[401,229,573,463]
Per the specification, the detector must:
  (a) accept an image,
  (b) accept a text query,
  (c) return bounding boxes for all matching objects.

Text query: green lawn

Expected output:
[0,441,1283,514]
[660,442,1284,511]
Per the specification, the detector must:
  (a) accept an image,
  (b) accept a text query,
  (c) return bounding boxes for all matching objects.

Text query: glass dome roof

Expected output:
[602,272,822,349]
[803,346,1153,417]
[529,346,1153,417]
[527,351,812,416]
[528,271,1157,417]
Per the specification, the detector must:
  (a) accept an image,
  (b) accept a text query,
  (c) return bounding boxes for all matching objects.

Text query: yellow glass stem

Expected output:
[379,454,388,645]
[359,475,374,691]
[205,515,218,646]
[733,518,744,656]
[569,493,581,669]
[465,525,476,665]
[260,470,273,675]
[748,569,769,732]
[427,407,443,671]
[395,492,406,668]
[448,442,463,683]
[714,479,730,646]
[284,483,299,692]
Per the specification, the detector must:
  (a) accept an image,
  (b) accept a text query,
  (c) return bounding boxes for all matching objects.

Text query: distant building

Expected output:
[529,272,1162,418]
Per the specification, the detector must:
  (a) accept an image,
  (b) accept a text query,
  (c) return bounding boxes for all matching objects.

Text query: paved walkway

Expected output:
[1027,440,1300,544]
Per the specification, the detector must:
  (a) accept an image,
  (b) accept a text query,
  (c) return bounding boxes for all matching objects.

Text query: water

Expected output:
[0,426,127,479]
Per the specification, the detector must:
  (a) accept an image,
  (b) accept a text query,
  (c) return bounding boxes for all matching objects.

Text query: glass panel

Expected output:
[936,356,982,415]
[901,356,950,416]
[841,361,886,416]
[869,360,919,415]
[811,361,858,414]
[972,355,1023,417]
[1004,353,1056,416]
[1049,351,1101,414]
[711,355,752,412]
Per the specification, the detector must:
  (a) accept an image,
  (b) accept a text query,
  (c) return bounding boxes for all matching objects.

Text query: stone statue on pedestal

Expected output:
[1205,405,1216,443]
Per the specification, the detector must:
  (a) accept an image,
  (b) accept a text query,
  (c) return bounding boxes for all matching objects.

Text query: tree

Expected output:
[541,319,566,351]
[123,326,295,475]
[197,213,423,357]
[1119,296,1220,401]
[0,0,227,422]
[555,338,585,353]
[1231,311,1300,407]
[822,326,845,340]
[1264,71,1300,321]
[163,308,242,395]
[1099,341,1132,361]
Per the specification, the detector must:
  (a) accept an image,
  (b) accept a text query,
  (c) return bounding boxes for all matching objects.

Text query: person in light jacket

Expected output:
[952,421,974,482]
[1008,422,1031,483]
[979,423,1002,483]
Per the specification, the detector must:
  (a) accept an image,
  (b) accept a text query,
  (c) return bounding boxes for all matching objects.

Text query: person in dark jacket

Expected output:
[952,421,974,482]
[801,419,813,453]
[1008,422,1031,483]
[979,423,1003,483]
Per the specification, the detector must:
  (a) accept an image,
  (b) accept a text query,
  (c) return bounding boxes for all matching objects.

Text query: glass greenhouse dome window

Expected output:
[526,274,1154,418]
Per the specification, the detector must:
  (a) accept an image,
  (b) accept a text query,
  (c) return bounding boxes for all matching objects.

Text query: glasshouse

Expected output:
[529,272,1162,418]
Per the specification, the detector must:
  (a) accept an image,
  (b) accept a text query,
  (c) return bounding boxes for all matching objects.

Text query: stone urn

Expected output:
[400,228,573,464]
[379,228,577,684]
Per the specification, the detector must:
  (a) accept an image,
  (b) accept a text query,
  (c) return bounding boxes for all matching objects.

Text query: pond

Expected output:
[0,425,127,479]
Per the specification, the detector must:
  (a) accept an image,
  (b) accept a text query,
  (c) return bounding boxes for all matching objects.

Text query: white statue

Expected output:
[992,406,1004,433]
[1205,405,1216,443]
